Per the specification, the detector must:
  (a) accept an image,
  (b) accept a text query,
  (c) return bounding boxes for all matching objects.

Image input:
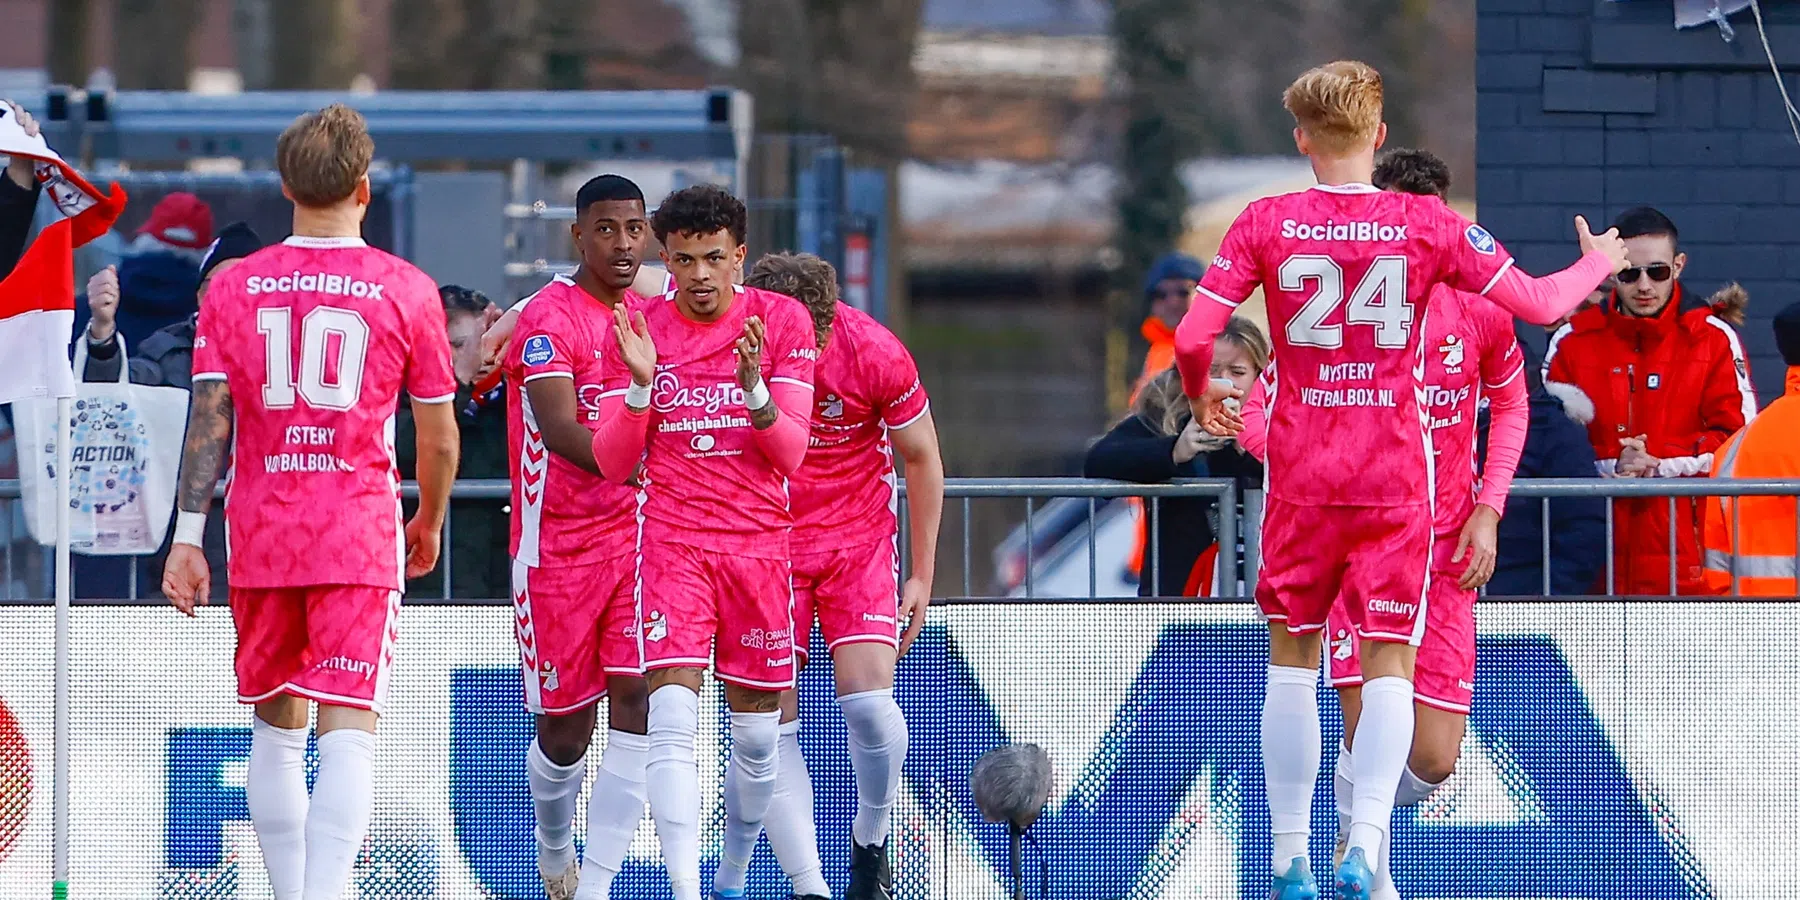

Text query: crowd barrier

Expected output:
[0,479,1796,898]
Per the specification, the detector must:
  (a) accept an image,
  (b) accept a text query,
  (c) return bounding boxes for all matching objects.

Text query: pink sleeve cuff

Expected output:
[1484,251,1612,326]
[752,381,814,476]
[591,396,650,483]
[1475,376,1531,511]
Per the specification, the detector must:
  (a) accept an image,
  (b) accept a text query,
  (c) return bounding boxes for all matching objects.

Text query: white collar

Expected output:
[283,235,368,249]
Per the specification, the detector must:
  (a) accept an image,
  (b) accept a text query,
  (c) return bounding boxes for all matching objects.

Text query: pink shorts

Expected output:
[512,554,643,716]
[637,542,795,691]
[791,539,901,662]
[231,585,402,713]
[1325,537,1476,712]
[1256,499,1430,644]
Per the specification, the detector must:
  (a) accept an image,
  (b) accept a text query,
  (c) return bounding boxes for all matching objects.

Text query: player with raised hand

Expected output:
[504,174,660,900]
[1172,61,1627,900]
[588,185,817,900]
[731,253,943,900]
[1236,150,1534,900]
[161,104,461,900]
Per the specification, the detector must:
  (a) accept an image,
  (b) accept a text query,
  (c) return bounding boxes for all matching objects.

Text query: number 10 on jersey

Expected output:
[257,306,371,411]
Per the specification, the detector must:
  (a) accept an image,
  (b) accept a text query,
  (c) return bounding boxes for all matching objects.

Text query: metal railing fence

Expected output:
[2,477,1796,603]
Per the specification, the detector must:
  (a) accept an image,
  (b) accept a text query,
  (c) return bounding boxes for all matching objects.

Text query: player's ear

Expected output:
[1374,122,1388,151]
[355,174,372,206]
[1672,251,1687,278]
[732,242,748,269]
[280,182,294,203]
[569,221,582,255]
[1292,127,1308,156]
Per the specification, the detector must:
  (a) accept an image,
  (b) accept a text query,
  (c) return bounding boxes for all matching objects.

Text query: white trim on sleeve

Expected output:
[1478,257,1517,296]
[409,391,457,404]
[522,371,573,383]
[1195,284,1241,309]
[191,372,228,382]
[887,401,932,431]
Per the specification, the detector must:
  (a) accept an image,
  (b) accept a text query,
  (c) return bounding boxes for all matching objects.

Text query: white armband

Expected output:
[625,381,652,409]
[173,511,207,548]
[744,378,771,410]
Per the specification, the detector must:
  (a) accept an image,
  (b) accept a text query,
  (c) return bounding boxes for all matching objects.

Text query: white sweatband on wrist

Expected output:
[625,381,652,409]
[173,511,206,548]
[744,379,771,410]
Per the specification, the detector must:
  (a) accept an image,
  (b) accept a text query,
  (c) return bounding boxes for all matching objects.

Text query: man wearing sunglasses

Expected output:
[1132,252,1206,401]
[1543,206,1758,595]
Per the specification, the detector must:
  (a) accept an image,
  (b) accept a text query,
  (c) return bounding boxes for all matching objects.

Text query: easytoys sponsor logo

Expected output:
[650,371,746,415]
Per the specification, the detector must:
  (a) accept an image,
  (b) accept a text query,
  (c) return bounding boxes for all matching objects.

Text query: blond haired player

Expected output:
[1173,62,1627,899]
[163,104,461,900]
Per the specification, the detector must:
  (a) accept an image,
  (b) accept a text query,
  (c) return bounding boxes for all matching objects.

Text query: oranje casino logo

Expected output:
[0,699,29,862]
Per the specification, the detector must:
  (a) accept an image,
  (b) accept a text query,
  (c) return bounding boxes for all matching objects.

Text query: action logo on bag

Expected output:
[48,397,149,521]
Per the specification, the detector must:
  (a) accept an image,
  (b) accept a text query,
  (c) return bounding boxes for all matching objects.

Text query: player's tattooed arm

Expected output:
[176,380,235,514]
[748,398,779,430]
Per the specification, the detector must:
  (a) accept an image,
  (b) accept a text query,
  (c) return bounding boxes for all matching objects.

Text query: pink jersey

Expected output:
[603,285,818,558]
[789,303,930,554]
[1419,286,1525,535]
[191,236,458,590]
[505,276,644,566]
[1245,286,1526,536]
[1198,184,1515,507]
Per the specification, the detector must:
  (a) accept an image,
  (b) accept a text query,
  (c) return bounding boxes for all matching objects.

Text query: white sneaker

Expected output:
[540,857,579,900]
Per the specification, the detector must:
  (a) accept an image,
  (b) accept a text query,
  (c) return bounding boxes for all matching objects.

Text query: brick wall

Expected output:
[1477,0,1800,401]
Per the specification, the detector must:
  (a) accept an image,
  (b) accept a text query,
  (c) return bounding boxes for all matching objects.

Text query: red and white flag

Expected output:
[0,106,126,404]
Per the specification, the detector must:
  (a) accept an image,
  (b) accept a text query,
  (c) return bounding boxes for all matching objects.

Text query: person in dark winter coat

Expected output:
[395,285,510,600]
[1087,317,1268,597]
[0,101,40,277]
[73,191,214,352]
[1485,354,1608,595]
[80,221,262,387]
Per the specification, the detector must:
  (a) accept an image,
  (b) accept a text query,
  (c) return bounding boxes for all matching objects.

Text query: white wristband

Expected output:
[744,378,771,410]
[173,511,207,548]
[625,381,651,409]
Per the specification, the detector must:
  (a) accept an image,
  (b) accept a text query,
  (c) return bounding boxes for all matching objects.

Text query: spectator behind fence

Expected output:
[68,222,263,602]
[1543,206,1756,595]
[1702,303,1800,595]
[80,221,263,387]
[0,101,41,276]
[73,191,214,352]
[1132,252,1205,401]
[396,285,508,599]
[1484,343,1607,595]
[1086,317,1267,597]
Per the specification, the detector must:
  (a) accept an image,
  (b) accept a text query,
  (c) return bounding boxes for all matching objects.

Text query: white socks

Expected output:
[715,710,782,894]
[763,718,830,897]
[527,739,587,877]
[646,685,702,900]
[1347,677,1415,865]
[248,718,309,900]
[1394,765,1442,808]
[1333,741,1353,841]
[576,730,650,900]
[1262,665,1320,871]
[302,728,376,900]
[840,688,908,847]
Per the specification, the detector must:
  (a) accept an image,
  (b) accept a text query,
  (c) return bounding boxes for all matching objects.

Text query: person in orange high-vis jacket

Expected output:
[1704,302,1800,595]
[1130,252,1205,402]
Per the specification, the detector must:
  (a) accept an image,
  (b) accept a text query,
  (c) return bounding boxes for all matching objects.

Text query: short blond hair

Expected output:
[1282,61,1384,157]
[276,103,374,208]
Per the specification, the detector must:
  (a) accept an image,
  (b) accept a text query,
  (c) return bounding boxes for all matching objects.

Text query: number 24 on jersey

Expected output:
[1282,255,1412,350]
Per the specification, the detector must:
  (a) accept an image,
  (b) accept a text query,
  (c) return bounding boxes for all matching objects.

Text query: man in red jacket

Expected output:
[1543,206,1758,595]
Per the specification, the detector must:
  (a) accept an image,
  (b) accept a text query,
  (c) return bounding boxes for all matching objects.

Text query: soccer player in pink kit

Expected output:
[1237,149,1533,900]
[732,253,944,900]
[160,104,461,900]
[589,185,817,900]
[1173,62,1627,900]
[505,174,659,900]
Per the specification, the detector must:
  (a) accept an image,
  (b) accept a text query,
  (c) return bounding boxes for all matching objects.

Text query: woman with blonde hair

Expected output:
[1085,317,1269,597]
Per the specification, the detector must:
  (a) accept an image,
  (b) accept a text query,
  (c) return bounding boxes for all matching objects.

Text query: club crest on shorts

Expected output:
[538,661,559,692]
[643,609,669,642]
[1465,223,1497,255]
[522,334,555,366]
[1647,374,1660,389]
